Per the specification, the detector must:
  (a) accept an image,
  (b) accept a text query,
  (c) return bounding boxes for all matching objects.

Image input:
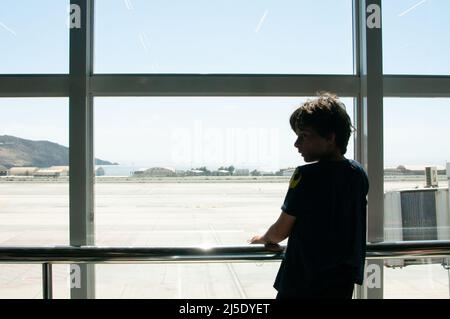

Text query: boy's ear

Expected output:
[325,132,336,143]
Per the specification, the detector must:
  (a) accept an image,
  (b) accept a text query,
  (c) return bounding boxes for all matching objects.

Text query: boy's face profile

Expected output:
[294,126,339,162]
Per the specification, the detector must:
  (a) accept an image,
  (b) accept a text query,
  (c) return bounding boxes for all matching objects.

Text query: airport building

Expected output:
[0,165,8,176]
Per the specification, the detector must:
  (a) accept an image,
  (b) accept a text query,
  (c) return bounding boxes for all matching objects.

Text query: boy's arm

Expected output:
[248,212,296,245]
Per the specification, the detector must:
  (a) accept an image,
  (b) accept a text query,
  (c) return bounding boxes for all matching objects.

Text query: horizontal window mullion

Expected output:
[90,74,359,96]
[0,75,70,97]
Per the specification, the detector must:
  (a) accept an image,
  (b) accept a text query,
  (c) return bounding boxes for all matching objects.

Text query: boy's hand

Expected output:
[248,235,266,244]
[248,235,284,252]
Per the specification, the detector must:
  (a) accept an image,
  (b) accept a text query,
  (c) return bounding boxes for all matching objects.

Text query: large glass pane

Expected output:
[0,264,71,299]
[0,98,69,298]
[383,0,450,75]
[0,98,69,245]
[383,98,450,242]
[96,263,282,298]
[381,98,450,298]
[383,97,450,299]
[93,96,355,297]
[384,98,450,240]
[94,97,355,246]
[383,258,450,298]
[94,0,354,74]
[0,0,70,74]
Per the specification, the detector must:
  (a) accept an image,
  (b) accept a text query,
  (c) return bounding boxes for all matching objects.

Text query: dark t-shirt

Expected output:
[273,158,369,294]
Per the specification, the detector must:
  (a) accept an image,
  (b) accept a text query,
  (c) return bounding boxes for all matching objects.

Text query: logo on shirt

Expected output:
[289,168,302,189]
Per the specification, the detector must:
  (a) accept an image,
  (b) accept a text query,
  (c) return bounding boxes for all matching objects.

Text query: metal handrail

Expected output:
[1,240,450,263]
[1,240,450,299]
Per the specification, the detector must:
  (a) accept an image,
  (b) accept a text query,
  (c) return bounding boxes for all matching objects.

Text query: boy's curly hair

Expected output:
[289,92,355,155]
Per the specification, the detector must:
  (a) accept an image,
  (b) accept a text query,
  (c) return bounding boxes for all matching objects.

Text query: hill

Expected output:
[0,135,117,168]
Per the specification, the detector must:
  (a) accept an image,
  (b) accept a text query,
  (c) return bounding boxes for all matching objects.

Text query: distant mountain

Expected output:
[0,135,118,168]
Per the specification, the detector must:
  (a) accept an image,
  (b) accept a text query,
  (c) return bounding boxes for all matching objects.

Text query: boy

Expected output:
[249,92,369,299]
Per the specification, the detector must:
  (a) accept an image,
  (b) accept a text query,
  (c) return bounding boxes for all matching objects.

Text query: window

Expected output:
[0,0,70,74]
[0,98,69,298]
[382,98,450,298]
[96,263,281,298]
[93,96,354,297]
[94,97,354,248]
[0,264,70,298]
[384,98,450,242]
[0,98,69,245]
[94,0,354,74]
[383,260,449,298]
[382,0,450,75]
